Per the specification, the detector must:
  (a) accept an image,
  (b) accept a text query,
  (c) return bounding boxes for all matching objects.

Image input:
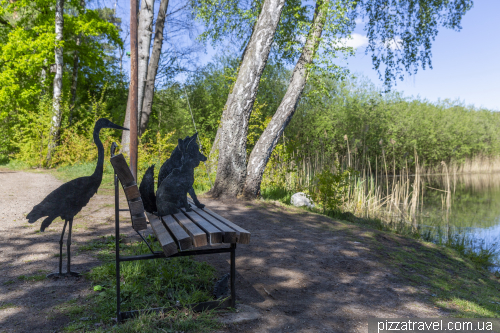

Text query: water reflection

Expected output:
[416,173,500,268]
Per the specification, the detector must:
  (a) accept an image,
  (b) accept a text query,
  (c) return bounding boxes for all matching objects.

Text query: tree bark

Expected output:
[210,0,286,198]
[68,0,85,127]
[137,0,154,135]
[46,0,65,164]
[139,0,169,134]
[121,0,154,151]
[121,91,131,155]
[243,0,328,198]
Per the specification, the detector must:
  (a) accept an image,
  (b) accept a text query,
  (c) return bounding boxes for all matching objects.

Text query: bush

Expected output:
[309,162,357,213]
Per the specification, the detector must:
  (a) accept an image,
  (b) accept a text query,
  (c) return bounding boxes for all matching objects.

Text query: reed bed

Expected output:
[261,148,500,269]
[264,144,500,231]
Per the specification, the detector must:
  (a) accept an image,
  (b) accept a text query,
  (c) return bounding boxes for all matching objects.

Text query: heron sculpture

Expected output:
[27,118,128,278]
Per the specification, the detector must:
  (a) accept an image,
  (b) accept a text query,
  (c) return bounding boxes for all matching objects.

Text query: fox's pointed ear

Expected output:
[193,132,198,140]
[178,138,183,149]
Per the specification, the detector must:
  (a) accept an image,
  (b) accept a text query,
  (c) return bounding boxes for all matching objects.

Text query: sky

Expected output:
[113,0,499,111]
[341,1,500,111]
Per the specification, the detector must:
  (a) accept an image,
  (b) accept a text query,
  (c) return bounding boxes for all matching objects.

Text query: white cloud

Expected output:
[354,18,364,25]
[339,33,369,49]
[384,37,403,50]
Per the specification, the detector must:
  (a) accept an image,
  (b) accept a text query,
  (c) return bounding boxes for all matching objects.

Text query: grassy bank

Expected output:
[261,184,499,272]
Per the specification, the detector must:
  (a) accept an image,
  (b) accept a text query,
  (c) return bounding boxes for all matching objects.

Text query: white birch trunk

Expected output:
[139,0,169,134]
[210,0,286,198]
[69,0,85,126]
[243,0,328,197]
[121,92,131,155]
[46,0,65,164]
[137,0,154,135]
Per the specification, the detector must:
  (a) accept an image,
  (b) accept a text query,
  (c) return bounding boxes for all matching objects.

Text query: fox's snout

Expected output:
[199,152,207,162]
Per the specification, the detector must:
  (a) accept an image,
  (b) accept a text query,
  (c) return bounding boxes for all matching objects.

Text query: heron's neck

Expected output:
[93,128,104,179]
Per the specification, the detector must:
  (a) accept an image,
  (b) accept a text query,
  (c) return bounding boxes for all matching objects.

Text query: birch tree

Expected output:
[195,0,473,198]
[69,0,86,126]
[209,0,286,197]
[46,0,65,163]
[243,0,333,197]
[139,0,170,134]
[121,0,154,153]
[137,0,154,134]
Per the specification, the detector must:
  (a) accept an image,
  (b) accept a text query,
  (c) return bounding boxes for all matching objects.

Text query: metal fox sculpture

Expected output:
[152,133,207,215]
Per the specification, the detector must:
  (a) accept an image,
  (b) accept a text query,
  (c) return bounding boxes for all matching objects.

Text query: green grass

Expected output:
[260,186,294,205]
[60,236,221,332]
[17,270,48,282]
[53,161,116,190]
[0,159,31,169]
[0,302,16,310]
[369,234,500,317]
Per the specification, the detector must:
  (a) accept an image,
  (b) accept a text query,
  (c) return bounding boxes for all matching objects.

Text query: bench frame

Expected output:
[112,171,237,322]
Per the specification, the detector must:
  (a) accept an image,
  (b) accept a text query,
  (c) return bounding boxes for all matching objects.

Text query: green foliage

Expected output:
[309,162,357,213]
[0,0,122,162]
[137,130,176,181]
[287,75,500,171]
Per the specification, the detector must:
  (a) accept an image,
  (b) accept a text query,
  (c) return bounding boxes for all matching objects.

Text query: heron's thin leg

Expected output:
[59,220,68,275]
[65,218,80,277]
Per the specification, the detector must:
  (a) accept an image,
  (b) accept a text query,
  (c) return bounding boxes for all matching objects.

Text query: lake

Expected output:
[414,173,500,269]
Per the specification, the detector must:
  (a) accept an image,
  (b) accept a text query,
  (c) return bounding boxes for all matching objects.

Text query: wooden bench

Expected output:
[110,152,250,321]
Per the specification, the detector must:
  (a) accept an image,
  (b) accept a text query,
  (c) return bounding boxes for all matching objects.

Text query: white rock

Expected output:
[290,192,314,208]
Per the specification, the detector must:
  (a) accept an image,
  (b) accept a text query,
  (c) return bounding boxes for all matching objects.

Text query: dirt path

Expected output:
[0,169,136,333]
[0,169,445,332]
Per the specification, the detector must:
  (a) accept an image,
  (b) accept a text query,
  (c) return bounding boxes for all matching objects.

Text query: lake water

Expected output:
[416,173,500,269]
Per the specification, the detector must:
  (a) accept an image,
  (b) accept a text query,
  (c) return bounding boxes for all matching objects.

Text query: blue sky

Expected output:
[342,1,500,111]
[114,0,499,111]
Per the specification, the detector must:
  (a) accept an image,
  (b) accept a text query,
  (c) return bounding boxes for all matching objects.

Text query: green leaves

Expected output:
[310,161,357,213]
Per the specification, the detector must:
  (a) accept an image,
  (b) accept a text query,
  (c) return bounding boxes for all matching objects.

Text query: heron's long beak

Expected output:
[108,124,129,131]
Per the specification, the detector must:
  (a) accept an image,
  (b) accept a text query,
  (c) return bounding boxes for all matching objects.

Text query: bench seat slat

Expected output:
[181,208,222,244]
[191,208,237,244]
[161,215,192,251]
[187,199,250,245]
[173,212,208,247]
[147,213,177,257]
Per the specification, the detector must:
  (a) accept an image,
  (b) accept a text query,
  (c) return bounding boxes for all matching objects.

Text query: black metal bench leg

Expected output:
[230,243,236,308]
[114,173,122,323]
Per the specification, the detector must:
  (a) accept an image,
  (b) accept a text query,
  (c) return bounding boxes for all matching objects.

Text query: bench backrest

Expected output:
[110,153,148,231]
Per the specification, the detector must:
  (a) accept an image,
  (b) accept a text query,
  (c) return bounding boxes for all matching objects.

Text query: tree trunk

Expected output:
[69,0,85,126]
[210,0,286,198]
[69,46,79,126]
[121,0,154,151]
[46,0,65,164]
[137,0,154,135]
[243,0,328,198]
[139,0,169,134]
[121,92,131,155]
